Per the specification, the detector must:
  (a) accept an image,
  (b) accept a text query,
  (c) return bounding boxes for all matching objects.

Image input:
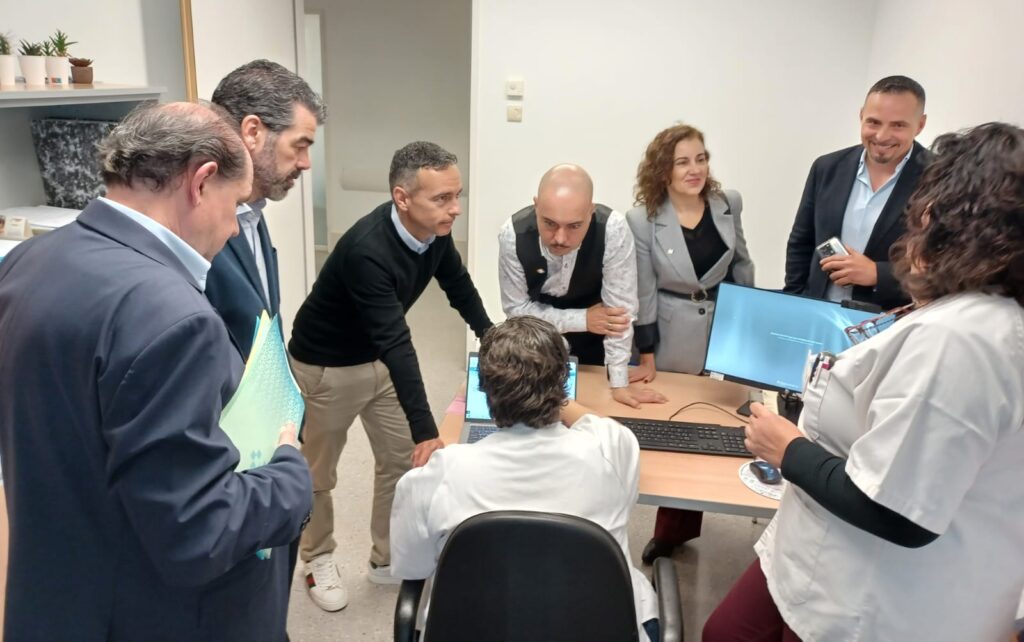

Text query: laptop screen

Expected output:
[704,283,876,393]
[465,353,579,421]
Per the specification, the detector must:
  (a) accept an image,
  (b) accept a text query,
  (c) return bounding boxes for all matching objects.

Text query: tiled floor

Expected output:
[286,272,766,642]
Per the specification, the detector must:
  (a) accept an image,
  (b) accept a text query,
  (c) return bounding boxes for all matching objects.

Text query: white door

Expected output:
[187,0,315,339]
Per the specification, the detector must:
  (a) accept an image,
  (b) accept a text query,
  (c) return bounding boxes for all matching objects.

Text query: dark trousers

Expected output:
[702,558,801,642]
[653,507,703,544]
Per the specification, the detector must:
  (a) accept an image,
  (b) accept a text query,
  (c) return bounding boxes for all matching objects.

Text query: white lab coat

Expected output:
[757,291,1024,641]
[390,415,658,634]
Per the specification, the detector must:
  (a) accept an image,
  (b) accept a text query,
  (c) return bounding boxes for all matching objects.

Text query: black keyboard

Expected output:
[611,417,753,458]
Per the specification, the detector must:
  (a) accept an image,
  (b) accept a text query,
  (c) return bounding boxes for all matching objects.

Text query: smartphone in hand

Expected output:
[816,236,849,259]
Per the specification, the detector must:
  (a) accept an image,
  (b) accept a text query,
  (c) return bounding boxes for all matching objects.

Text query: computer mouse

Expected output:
[750,460,782,485]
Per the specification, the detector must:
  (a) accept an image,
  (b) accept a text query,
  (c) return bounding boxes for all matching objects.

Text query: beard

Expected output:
[253,144,300,202]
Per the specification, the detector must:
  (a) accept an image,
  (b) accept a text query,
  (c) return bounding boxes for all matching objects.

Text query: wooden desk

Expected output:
[438,365,779,519]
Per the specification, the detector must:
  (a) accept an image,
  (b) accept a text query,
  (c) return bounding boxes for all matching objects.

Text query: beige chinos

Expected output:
[290,356,414,567]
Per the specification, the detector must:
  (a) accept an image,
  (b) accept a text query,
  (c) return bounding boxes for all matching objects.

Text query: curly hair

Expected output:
[634,123,722,217]
[478,316,569,429]
[891,122,1024,306]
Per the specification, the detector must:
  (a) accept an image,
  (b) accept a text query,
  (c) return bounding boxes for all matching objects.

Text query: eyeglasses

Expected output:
[844,303,916,345]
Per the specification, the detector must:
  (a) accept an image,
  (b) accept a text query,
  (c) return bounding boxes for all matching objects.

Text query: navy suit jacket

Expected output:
[783,141,930,309]
[206,213,280,360]
[0,200,311,641]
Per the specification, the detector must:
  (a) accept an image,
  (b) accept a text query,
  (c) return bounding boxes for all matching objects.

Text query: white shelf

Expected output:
[0,83,164,109]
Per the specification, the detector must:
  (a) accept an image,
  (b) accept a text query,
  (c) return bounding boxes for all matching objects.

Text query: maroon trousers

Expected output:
[653,507,703,543]
[702,558,801,642]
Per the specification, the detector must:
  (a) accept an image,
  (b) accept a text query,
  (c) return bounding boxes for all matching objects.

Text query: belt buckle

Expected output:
[690,290,707,303]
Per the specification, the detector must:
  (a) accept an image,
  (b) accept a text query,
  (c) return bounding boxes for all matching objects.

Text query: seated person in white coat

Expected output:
[497,164,666,408]
[389,316,659,640]
[704,122,1024,642]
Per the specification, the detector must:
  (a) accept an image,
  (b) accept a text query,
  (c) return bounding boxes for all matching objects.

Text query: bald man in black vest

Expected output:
[498,164,666,408]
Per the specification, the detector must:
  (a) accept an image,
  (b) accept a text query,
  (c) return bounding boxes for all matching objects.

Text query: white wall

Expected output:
[190,0,314,338]
[305,0,472,244]
[866,0,1024,142]
[468,0,878,322]
[0,0,186,207]
[0,0,187,100]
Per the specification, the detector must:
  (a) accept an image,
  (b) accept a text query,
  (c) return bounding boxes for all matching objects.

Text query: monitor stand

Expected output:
[738,390,804,421]
[777,391,804,423]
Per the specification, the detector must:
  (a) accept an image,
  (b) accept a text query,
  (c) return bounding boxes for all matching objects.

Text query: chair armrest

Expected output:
[394,579,426,642]
[652,557,683,642]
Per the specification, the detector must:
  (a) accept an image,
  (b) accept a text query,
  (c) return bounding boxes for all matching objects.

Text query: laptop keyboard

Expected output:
[466,423,498,444]
[611,417,753,458]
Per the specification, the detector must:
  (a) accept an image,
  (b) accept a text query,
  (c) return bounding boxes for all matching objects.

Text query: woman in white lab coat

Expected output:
[703,122,1024,641]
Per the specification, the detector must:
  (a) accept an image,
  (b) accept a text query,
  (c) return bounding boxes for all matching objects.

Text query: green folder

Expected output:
[220,312,305,471]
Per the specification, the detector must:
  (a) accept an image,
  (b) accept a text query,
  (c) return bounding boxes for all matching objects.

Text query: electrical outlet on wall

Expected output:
[505,78,524,97]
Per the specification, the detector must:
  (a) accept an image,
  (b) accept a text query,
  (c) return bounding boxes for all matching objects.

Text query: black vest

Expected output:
[511,204,611,365]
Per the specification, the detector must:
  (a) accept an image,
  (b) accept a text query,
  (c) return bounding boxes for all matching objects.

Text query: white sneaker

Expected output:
[305,554,349,611]
[367,561,403,585]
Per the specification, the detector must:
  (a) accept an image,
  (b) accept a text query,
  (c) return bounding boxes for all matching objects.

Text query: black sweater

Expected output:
[289,202,492,442]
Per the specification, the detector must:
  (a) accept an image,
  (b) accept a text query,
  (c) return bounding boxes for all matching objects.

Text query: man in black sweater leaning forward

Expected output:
[288,141,492,606]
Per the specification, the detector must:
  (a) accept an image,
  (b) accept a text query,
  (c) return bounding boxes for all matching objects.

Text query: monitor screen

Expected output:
[704,283,877,393]
[465,353,579,421]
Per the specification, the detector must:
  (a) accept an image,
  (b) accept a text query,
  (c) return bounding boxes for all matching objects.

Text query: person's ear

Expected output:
[916,113,927,136]
[239,114,265,153]
[188,161,220,205]
[393,185,410,212]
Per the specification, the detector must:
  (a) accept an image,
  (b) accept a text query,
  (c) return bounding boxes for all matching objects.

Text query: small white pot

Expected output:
[0,54,17,87]
[45,56,70,85]
[18,55,46,86]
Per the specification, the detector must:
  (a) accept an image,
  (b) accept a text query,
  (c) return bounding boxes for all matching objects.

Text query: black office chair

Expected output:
[394,510,683,642]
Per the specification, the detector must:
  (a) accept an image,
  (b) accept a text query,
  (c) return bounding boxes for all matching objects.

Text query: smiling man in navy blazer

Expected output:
[0,103,311,641]
[784,76,930,310]
[206,59,325,358]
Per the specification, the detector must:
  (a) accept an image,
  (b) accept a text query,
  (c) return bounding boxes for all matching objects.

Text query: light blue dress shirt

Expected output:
[390,204,434,254]
[827,148,912,302]
[99,197,211,291]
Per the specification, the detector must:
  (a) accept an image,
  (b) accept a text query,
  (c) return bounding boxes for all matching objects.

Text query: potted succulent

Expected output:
[17,40,46,86]
[0,33,16,87]
[47,29,76,85]
[70,57,93,85]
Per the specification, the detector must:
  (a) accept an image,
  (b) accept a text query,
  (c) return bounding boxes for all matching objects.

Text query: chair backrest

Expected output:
[422,510,641,642]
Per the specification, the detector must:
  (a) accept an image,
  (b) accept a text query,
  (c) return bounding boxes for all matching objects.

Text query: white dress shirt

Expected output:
[236,201,271,304]
[390,414,658,633]
[757,292,1024,640]
[498,211,637,387]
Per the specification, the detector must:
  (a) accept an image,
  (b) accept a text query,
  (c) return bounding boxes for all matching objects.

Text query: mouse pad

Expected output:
[739,462,786,501]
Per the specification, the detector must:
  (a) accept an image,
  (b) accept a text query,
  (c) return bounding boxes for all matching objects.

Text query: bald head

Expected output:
[533,164,596,256]
[537,163,594,202]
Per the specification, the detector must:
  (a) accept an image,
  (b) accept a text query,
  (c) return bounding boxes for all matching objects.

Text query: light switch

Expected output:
[506,103,523,122]
[505,78,524,97]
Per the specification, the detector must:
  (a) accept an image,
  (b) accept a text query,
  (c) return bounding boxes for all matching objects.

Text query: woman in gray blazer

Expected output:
[625,123,754,563]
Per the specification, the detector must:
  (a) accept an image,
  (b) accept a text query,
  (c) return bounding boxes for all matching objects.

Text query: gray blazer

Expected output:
[626,190,754,374]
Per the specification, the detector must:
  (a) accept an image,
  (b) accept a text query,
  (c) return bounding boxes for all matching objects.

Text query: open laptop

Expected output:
[458,352,579,443]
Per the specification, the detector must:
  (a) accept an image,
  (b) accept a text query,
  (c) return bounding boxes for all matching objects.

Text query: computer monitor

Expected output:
[704,283,877,393]
[465,352,579,421]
